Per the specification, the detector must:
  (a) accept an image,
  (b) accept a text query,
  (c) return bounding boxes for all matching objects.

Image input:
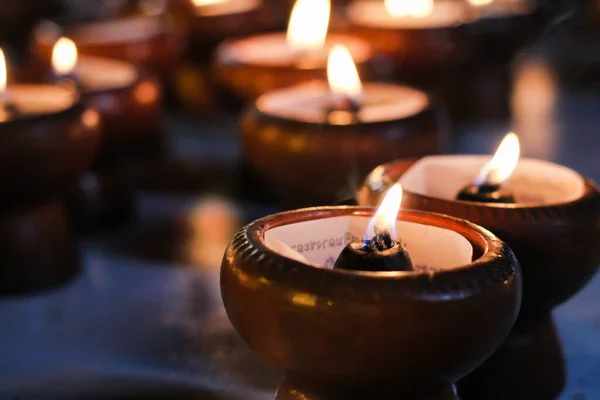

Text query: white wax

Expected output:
[399,155,586,205]
[256,81,429,124]
[3,85,76,116]
[472,0,535,19]
[70,17,163,45]
[347,0,473,29]
[76,55,138,91]
[264,216,473,272]
[193,0,261,16]
[216,33,370,67]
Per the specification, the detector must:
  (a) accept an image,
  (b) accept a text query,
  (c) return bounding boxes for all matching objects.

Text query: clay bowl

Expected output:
[212,33,375,102]
[358,157,600,316]
[222,206,522,400]
[78,69,164,161]
[0,85,101,203]
[0,201,79,296]
[344,0,473,79]
[466,1,543,64]
[240,82,443,207]
[169,0,284,64]
[31,16,184,83]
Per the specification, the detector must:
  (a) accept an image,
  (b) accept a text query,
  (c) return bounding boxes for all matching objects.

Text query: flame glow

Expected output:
[385,0,434,17]
[365,183,403,240]
[52,37,78,76]
[287,0,330,52]
[191,0,228,5]
[474,132,521,187]
[327,44,363,104]
[0,48,6,95]
[469,0,493,6]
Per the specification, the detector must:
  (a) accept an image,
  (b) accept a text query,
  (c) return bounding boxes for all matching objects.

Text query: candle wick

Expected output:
[362,222,397,252]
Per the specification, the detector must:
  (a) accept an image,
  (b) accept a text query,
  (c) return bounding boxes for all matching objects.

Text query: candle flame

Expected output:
[287,0,331,52]
[52,37,78,77]
[469,0,493,6]
[327,44,363,104]
[385,0,434,17]
[365,183,403,240]
[0,48,6,95]
[474,132,521,187]
[191,0,228,5]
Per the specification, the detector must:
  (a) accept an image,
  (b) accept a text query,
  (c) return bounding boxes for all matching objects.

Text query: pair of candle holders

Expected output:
[221,156,600,399]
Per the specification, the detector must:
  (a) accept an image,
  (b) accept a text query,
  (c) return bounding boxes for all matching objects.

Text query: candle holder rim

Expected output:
[215,32,373,68]
[190,0,261,18]
[77,62,144,96]
[246,85,435,128]
[35,15,171,47]
[0,91,85,126]
[345,0,476,31]
[245,206,512,280]
[367,159,600,210]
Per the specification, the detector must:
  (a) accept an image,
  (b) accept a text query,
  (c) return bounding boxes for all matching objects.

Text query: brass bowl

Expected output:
[240,87,443,207]
[222,207,522,399]
[0,86,101,202]
[359,158,600,315]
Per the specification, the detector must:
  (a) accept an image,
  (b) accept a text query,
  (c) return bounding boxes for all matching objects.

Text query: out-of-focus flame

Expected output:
[0,48,6,95]
[191,0,227,5]
[52,37,78,76]
[385,0,434,17]
[474,132,521,187]
[365,183,403,240]
[327,44,363,104]
[287,0,330,51]
[469,0,493,6]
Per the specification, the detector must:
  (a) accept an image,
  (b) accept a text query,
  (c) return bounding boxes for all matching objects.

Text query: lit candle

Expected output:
[50,37,161,152]
[52,36,139,92]
[240,45,441,206]
[50,37,163,230]
[213,0,373,100]
[334,184,413,271]
[33,16,182,81]
[0,48,101,294]
[345,0,472,72]
[456,132,521,203]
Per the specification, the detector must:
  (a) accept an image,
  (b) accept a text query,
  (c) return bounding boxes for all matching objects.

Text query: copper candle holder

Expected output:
[240,81,443,207]
[32,16,183,85]
[0,85,101,294]
[169,0,285,112]
[28,50,164,230]
[358,157,600,398]
[344,0,473,81]
[212,34,375,103]
[222,206,522,399]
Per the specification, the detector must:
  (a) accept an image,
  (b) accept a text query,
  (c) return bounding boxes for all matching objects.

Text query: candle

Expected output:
[334,184,413,271]
[0,48,101,294]
[51,38,163,230]
[33,16,183,82]
[345,0,472,73]
[213,0,374,101]
[51,37,162,154]
[222,204,521,399]
[180,0,282,63]
[241,45,441,206]
[456,132,520,203]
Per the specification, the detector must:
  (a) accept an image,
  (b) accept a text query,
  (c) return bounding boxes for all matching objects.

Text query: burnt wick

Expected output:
[456,183,515,204]
[334,223,413,272]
